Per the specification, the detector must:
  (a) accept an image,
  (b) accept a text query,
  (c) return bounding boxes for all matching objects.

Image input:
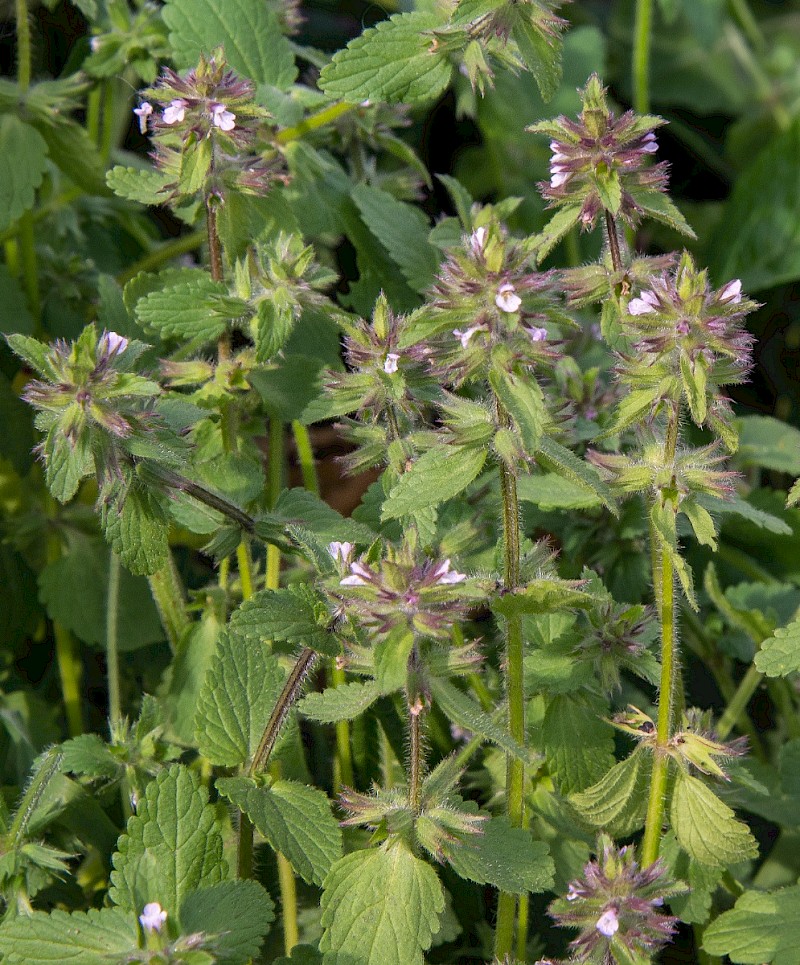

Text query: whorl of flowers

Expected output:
[426,219,570,385]
[548,835,678,964]
[528,74,668,230]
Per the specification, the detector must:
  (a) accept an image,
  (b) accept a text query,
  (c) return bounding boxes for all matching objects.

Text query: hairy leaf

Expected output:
[754,620,800,678]
[542,694,615,794]
[100,484,170,576]
[569,750,650,837]
[670,771,758,868]
[0,907,137,964]
[299,681,382,723]
[136,279,238,343]
[217,776,342,886]
[0,117,49,233]
[230,585,339,657]
[106,165,173,205]
[535,436,615,513]
[445,816,554,894]
[180,879,275,963]
[320,841,444,965]
[382,445,486,520]
[703,885,800,964]
[109,764,225,916]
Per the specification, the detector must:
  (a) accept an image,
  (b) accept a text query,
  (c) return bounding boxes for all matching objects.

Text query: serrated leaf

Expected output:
[595,170,622,215]
[703,885,800,964]
[428,677,531,763]
[0,116,49,232]
[162,0,297,89]
[445,816,553,894]
[490,368,546,456]
[106,165,174,205]
[109,764,226,916]
[59,733,121,781]
[517,472,602,509]
[374,624,415,692]
[42,424,94,503]
[680,350,708,425]
[0,907,137,964]
[492,578,598,618]
[511,16,562,101]
[229,585,339,657]
[670,771,758,868]
[217,776,342,886]
[533,205,583,263]
[180,879,275,963]
[299,680,382,723]
[194,629,286,766]
[6,332,51,376]
[320,841,444,965]
[100,484,170,576]
[542,694,615,794]
[599,383,669,439]
[320,12,452,105]
[754,620,800,678]
[136,279,237,343]
[351,184,439,292]
[382,445,486,520]
[629,187,696,238]
[274,489,376,545]
[535,436,615,513]
[570,750,649,837]
[700,493,792,535]
[683,499,717,550]
[661,831,724,926]
[255,291,296,361]
[736,415,800,475]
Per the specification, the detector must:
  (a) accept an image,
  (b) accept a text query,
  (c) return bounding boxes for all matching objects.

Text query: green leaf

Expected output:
[569,750,650,837]
[34,119,107,196]
[670,771,758,868]
[511,16,562,101]
[490,368,546,456]
[703,885,800,964]
[229,585,339,657]
[533,205,583,263]
[374,625,415,693]
[595,169,622,215]
[0,116,49,233]
[542,694,615,794]
[491,578,598,618]
[736,416,800,475]
[38,538,163,651]
[106,165,174,205]
[428,677,531,763]
[535,436,615,513]
[194,629,286,766]
[661,831,725,926]
[628,187,696,238]
[320,841,445,965]
[682,499,718,550]
[255,291,297,361]
[275,947,322,965]
[100,484,170,576]
[274,488,376,545]
[299,680,382,723]
[754,620,800,678]
[136,279,238,343]
[320,12,452,105]
[109,764,226,916]
[598,383,668,439]
[60,733,120,781]
[708,120,800,292]
[382,445,486,520]
[445,816,553,894]
[0,907,137,964]
[162,0,297,89]
[42,422,94,503]
[787,478,800,508]
[180,879,275,964]
[702,493,793,536]
[0,265,33,336]
[352,184,440,292]
[217,776,342,886]
[517,472,601,510]
[680,351,708,425]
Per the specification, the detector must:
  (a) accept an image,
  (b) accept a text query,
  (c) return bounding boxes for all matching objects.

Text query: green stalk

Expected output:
[15,0,31,92]
[116,230,206,286]
[100,79,116,165]
[291,421,318,493]
[641,411,679,866]
[86,86,102,146]
[147,555,190,653]
[106,551,122,725]
[717,664,761,741]
[236,541,255,601]
[632,0,653,114]
[275,101,354,144]
[9,748,62,842]
[494,446,524,960]
[46,518,84,737]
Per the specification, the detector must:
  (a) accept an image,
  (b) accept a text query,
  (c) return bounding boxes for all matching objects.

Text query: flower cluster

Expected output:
[575,599,658,694]
[426,218,570,385]
[528,74,668,230]
[327,542,481,641]
[548,836,678,964]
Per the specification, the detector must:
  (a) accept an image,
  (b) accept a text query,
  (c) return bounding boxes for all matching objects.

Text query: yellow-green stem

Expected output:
[18,212,40,334]
[147,556,190,653]
[116,230,206,286]
[47,523,84,736]
[106,551,122,725]
[236,541,255,600]
[15,0,31,92]
[494,448,524,961]
[717,664,761,741]
[86,85,102,146]
[277,845,300,953]
[100,79,116,164]
[632,0,653,114]
[291,421,318,493]
[276,101,354,144]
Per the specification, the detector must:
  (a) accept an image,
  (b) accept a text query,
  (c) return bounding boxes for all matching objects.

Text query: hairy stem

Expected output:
[605,212,623,274]
[147,555,190,653]
[150,464,257,534]
[632,0,653,114]
[408,703,423,814]
[10,748,62,843]
[106,551,122,725]
[15,0,31,92]
[494,435,524,960]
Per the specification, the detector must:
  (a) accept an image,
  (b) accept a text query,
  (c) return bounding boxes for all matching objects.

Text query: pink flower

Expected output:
[469,226,487,254]
[453,325,487,348]
[527,326,548,342]
[139,902,167,933]
[596,907,620,937]
[163,99,187,125]
[383,353,400,374]
[328,541,354,565]
[640,132,658,153]
[99,331,128,356]
[496,282,522,313]
[432,559,466,585]
[133,101,153,134]
[628,290,659,315]
[211,103,236,131]
[718,278,742,304]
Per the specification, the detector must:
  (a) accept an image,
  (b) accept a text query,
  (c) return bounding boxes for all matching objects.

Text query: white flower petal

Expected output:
[496,283,522,313]
[163,99,187,125]
[628,296,657,316]
[211,103,236,131]
[596,907,619,938]
[139,902,168,933]
[383,353,400,374]
[550,171,570,188]
[527,326,548,342]
[719,278,742,304]
[133,102,153,134]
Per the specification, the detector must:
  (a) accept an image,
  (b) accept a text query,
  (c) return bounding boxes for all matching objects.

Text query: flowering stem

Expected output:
[408,703,423,814]
[494,431,524,960]
[106,550,122,725]
[275,101,354,144]
[147,556,190,653]
[632,0,653,114]
[116,230,206,286]
[205,198,230,361]
[605,212,624,274]
[642,411,679,866]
